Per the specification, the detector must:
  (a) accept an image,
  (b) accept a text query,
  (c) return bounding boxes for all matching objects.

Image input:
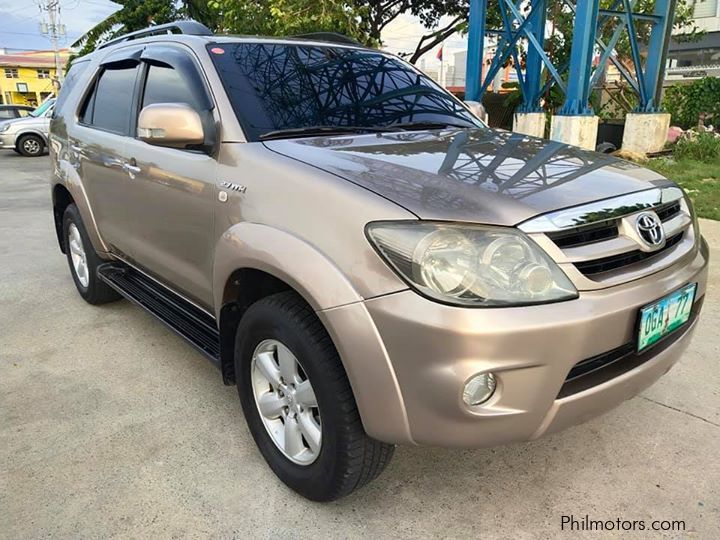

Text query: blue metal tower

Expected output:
[466,0,678,116]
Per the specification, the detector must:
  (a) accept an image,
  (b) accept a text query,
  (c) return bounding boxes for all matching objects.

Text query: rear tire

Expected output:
[17,134,44,157]
[62,204,121,305]
[235,291,394,501]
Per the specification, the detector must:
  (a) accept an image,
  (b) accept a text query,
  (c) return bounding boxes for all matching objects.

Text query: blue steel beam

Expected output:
[564,0,640,93]
[467,0,676,116]
[465,0,487,101]
[518,0,547,113]
[557,0,601,115]
[641,0,677,111]
[497,0,527,93]
[502,0,566,90]
[478,4,536,97]
[622,0,649,105]
[589,0,636,88]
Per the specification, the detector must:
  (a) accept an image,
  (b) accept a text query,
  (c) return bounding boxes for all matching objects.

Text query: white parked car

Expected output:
[0,98,55,156]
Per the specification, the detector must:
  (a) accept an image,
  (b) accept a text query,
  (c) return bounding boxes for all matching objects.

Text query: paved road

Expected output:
[1,152,719,539]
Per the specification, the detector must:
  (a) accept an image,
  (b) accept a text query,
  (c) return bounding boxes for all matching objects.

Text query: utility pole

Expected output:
[39,0,65,87]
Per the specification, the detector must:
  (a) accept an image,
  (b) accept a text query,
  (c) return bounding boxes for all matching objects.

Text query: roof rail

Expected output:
[292,32,363,46]
[97,20,213,50]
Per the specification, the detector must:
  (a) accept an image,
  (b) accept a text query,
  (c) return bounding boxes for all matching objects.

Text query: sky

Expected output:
[0,0,119,53]
[0,1,468,68]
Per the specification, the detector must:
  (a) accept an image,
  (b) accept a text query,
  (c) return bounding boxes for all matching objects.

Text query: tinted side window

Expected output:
[142,64,201,110]
[0,109,12,119]
[82,66,138,134]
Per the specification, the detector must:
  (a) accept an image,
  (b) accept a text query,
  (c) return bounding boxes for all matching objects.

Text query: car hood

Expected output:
[263,128,671,225]
[3,116,48,130]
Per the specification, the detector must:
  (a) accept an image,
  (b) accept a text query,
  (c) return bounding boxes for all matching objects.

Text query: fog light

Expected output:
[463,373,497,406]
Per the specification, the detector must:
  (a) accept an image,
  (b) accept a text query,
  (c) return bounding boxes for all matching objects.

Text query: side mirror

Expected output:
[465,100,488,124]
[137,103,204,148]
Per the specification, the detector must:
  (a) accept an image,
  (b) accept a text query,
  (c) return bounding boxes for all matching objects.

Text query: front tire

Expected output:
[235,291,394,501]
[17,134,44,157]
[62,204,121,305]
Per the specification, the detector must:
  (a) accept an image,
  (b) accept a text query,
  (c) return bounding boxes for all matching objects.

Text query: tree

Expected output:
[206,0,372,44]
[71,0,177,57]
[205,1,475,62]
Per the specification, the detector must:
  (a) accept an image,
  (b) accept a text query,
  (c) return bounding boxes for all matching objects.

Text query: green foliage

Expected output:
[648,156,720,220]
[207,0,373,45]
[72,0,177,56]
[663,78,720,129]
[673,131,720,161]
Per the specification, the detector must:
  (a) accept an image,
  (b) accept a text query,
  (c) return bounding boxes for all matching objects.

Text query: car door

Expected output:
[68,53,141,256]
[121,45,218,308]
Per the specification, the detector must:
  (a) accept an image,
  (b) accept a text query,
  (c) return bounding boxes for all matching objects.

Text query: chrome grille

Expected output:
[519,186,696,290]
[546,221,618,248]
[574,231,684,276]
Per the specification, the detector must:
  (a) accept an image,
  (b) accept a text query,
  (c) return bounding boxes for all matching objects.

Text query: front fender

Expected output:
[213,222,362,317]
[17,126,49,144]
[213,222,413,444]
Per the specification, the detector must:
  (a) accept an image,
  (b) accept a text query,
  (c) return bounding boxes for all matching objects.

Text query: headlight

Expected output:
[367,221,578,307]
[0,123,11,133]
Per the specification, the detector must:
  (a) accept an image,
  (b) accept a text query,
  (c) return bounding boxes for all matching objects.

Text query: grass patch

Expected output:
[646,157,720,221]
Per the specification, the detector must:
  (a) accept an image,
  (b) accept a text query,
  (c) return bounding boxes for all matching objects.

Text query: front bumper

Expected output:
[320,237,709,447]
[0,132,17,149]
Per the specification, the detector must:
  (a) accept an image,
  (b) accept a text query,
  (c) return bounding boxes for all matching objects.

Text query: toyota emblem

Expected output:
[635,212,665,248]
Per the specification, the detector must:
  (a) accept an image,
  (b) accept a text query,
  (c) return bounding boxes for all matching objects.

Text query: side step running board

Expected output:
[97,262,221,367]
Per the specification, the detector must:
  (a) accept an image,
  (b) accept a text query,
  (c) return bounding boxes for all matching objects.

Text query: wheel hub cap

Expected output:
[251,339,322,466]
[24,139,40,153]
[68,223,89,287]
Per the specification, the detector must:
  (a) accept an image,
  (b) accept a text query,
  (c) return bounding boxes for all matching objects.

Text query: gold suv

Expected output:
[49,21,709,501]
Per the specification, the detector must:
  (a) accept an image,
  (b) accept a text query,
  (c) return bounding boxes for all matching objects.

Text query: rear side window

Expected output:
[81,65,138,134]
[141,64,201,111]
[53,61,89,117]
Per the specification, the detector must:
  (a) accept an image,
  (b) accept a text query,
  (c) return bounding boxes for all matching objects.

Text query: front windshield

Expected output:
[208,42,482,141]
[30,99,54,118]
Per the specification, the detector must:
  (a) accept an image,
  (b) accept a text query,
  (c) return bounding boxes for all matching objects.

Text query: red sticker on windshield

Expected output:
[210,47,225,54]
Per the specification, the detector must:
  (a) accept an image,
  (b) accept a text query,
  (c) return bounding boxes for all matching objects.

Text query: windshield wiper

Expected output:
[259,125,401,140]
[389,121,474,131]
[259,121,475,141]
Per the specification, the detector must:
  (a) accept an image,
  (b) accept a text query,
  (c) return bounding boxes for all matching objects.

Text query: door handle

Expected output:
[122,161,141,178]
[70,144,82,153]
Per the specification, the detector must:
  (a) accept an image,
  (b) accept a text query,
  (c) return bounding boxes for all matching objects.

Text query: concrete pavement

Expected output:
[1,152,718,539]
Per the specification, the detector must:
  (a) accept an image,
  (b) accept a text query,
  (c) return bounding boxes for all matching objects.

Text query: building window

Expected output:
[37,69,51,79]
[4,68,19,78]
[16,82,29,93]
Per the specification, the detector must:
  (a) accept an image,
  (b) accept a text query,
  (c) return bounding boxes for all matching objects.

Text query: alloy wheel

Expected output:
[22,138,41,155]
[68,223,89,287]
[250,339,322,465]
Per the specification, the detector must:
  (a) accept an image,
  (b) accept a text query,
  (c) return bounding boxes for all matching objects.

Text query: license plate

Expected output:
[638,283,697,352]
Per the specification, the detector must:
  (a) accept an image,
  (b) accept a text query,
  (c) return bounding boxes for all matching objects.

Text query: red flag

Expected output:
[436,46,443,61]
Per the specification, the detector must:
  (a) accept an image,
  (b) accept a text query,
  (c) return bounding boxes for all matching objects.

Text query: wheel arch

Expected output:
[52,183,75,253]
[217,268,295,385]
[15,129,48,147]
[214,223,362,384]
[213,223,412,444]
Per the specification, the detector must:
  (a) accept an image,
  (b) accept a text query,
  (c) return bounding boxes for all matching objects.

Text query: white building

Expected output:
[666,1,720,80]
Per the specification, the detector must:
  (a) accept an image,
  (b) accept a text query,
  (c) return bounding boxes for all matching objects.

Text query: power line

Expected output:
[38,0,65,83]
